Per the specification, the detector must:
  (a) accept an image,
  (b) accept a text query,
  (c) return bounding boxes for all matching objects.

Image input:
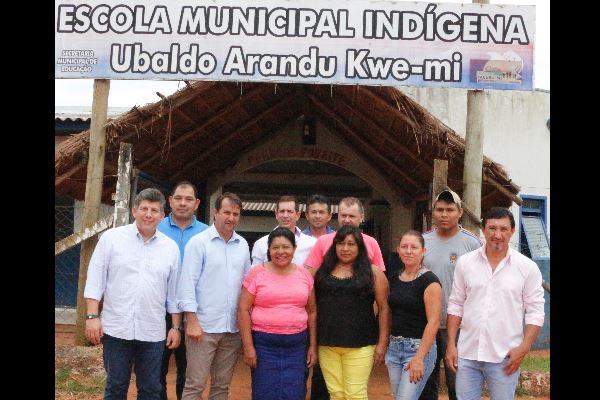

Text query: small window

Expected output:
[519,196,549,260]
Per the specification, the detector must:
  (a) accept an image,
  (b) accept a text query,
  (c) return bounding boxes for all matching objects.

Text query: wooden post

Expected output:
[113,143,133,228]
[129,168,140,222]
[462,90,485,235]
[430,159,449,229]
[75,79,110,346]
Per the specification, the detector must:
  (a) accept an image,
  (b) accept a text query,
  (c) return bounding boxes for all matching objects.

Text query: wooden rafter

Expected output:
[136,84,266,170]
[171,91,298,181]
[308,93,422,199]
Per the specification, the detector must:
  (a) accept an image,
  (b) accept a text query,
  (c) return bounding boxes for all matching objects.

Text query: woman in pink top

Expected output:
[238,227,317,400]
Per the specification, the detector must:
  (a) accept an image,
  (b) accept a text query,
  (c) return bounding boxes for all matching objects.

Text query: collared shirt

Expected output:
[304,231,386,271]
[447,247,545,363]
[302,225,335,237]
[177,224,251,333]
[157,214,209,261]
[83,223,180,342]
[251,226,317,267]
[423,228,483,328]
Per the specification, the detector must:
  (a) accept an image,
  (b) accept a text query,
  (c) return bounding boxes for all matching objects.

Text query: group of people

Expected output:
[83,182,545,400]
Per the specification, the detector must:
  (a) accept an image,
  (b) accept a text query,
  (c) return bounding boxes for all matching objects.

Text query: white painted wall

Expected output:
[399,86,550,245]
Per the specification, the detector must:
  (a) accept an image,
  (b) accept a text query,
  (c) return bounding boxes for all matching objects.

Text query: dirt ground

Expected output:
[56,325,549,400]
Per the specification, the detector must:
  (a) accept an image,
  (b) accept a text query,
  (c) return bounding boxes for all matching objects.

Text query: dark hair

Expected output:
[134,188,166,211]
[482,207,515,229]
[215,192,242,211]
[306,194,331,213]
[276,195,299,212]
[399,230,425,248]
[315,225,373,289]
[397,230,425,273]
[266,227,297,262]
[171,181,198,198]
[339,197,364,214]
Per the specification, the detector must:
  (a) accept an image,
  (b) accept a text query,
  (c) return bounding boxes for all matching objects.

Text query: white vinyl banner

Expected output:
[55,0,536,90]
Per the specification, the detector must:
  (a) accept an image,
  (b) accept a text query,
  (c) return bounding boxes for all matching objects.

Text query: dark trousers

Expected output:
[310,362,330,400]
[419,329,457,400]
[251,330,308,400]
[102,334,165,400]
[160,314,186,400]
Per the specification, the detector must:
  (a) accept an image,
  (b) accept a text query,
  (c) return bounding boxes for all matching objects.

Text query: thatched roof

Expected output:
[55,81,520,209]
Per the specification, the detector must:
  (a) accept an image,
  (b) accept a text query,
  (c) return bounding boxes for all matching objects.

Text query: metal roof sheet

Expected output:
[242,202,338,214]
[55,106,130,121]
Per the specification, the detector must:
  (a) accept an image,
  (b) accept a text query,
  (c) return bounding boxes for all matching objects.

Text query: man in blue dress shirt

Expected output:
[157,181,208,400]
[302,194,335,238]
[177,192,251,400]
[84,188,181,400]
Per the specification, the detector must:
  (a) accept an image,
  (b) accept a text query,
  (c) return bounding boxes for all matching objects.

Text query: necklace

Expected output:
[399,265,424,282]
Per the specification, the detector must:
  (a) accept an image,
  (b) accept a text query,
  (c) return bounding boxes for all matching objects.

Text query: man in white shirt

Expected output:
[445,207,545,400]
[251,195,317,266]
[84,188,182,400]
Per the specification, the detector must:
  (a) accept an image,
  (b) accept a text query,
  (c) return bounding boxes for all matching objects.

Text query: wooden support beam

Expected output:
[307,93,421,199]
[308,94,426,194]
[136,84,265,170]
[172,92,297,181]
[429,159,449,230]
[333,90,434,176]
[55,164,83,186]
[55,215,114,256]
[363,87,519,208]
[56,82,217,187]
[361,87,419,131]
[483,175,523,205]
[75,79,110,346]
[157,91,199,129]
[112,143,133,228]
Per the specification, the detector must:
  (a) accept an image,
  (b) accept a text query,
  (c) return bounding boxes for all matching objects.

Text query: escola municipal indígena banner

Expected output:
[55,0,536,90]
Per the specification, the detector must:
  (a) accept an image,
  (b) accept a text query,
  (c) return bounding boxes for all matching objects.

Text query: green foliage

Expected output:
[521,354,550,373]
[55,368,105,395]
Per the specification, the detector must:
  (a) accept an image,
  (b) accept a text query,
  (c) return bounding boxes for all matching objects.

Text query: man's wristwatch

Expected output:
[86,314,99,319]
[171,325,182,332]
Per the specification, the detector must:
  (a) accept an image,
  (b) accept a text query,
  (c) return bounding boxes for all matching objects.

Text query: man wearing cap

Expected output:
[419,189,483,400]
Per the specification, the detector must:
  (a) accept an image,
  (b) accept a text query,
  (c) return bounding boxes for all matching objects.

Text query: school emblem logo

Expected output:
[450,253,458,264]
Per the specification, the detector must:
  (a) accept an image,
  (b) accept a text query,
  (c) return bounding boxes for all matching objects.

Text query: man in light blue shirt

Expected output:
[157,181,208,400]
[84,188,181,400]
[177,192,251,400]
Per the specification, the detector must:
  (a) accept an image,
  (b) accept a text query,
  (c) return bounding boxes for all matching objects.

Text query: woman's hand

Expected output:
[243,345,257,369]
[373,341,387,366]
[306,345,318,368]
[405,357,425,383]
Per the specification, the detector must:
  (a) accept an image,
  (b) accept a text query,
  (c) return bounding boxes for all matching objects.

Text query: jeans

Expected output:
[455,357,520,400]
[102,334,165,400]
[160,314,186,400]
[420,329,456,400]
[385,336,437,400]
[251,330,308,400]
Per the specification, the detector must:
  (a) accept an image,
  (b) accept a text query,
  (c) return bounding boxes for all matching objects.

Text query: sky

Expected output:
[55,0,549,108]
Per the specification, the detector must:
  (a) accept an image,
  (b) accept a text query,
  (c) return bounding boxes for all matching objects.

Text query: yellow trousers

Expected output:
[318,345,375,400]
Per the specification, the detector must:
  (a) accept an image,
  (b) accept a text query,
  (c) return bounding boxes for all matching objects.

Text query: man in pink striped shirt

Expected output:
[445,207,545,400]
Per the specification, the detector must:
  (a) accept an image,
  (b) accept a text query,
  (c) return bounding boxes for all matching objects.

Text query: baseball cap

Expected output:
[435,189,462,208]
